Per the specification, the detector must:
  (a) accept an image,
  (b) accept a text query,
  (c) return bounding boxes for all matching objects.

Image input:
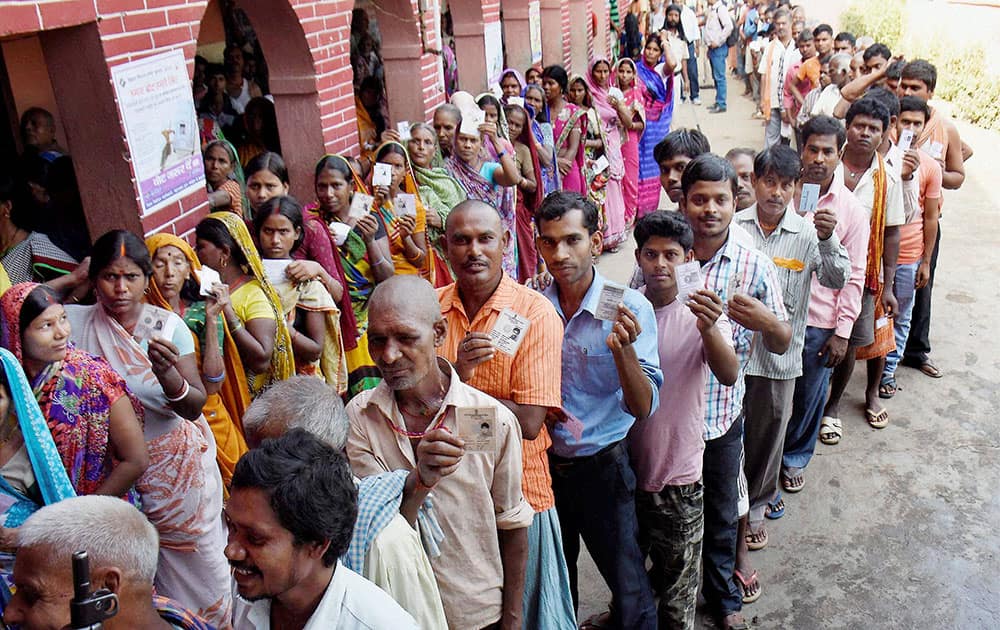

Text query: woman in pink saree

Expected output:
[541,65,586,194]
[586,59,631,251]
[614,57,646,226]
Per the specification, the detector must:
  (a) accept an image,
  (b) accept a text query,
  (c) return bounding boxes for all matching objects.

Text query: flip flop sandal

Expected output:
[765,494,785,520]
[819,416,842,445]
[919,360,943,378]
[734,569,762,604]
[866,408,889,429]
[878,377,898,399]
[782,472,805,493]
[746,524,768,550]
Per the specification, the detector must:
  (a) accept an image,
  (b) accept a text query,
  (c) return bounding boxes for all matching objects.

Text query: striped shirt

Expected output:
[700,231,788,440]
[736,205,851,380]
[438,274,563,512]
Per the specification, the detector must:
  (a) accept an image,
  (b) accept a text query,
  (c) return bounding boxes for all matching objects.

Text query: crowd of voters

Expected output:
[0,0,973,629]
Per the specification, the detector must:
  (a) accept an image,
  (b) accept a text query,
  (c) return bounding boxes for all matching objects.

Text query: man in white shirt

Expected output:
[759,9,798,147]
[228,430,419,630]
[703,0,734,113]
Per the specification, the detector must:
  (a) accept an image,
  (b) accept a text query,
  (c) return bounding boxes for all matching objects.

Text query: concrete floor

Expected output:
[573,80,1000,628]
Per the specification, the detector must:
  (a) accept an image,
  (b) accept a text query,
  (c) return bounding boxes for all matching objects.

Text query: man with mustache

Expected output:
[725,147,757,211]
[435,200,576,629]
[781,116,870,500]
[226,430,418,629]
[732,144,849,600]
[347,274,533,630]
[535,190,661,629]
[821,98,903,440]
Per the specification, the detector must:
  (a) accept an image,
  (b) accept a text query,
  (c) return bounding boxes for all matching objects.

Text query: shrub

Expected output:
[841,0,1000,132]
[841,0,904,51]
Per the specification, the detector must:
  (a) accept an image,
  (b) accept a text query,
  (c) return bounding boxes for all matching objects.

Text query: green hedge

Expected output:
[841,0,1000,132]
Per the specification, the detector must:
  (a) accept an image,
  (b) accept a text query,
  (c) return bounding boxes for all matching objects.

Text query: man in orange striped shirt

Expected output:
[437,200,577,630]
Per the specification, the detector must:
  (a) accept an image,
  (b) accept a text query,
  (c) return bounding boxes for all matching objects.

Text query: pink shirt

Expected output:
[628,297,733,490]
[801,174,871,338]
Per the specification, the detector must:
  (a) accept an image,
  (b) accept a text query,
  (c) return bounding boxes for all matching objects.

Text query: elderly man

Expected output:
[227,430,418,629]
[241,376,446,629]
[3,495,211,630]
[535,190,662,629]
[347,275,533,630]
[19,107,65,160]
[437,199,575,629]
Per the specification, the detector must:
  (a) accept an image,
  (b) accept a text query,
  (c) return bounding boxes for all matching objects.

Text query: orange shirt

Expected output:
[898,150,942,265]
[438,274,563,512]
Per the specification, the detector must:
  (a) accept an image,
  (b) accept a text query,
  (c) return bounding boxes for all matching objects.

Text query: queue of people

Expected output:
[0,4,969,630]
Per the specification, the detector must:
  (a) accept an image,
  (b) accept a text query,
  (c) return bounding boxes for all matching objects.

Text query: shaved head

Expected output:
[369,275,442,327]
[445,199,503,233]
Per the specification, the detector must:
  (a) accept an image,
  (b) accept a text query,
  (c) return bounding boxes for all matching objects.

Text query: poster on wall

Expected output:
[111,49,203,216]
[529,1,542,64]
[484,21,504,85]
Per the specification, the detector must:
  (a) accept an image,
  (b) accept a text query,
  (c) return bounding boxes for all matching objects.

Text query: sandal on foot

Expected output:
[782,471,805,493]
[734,569,762,604]
[878,377,898,399]
[819,416,842,445]
[765,495,785,519]
[919,360,943,378]
[746,524,768,550]
[865,407,889,429]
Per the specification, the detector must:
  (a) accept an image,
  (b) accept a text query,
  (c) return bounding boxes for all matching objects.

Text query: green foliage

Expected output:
[841,0,904,51]
[841,0,1000,132]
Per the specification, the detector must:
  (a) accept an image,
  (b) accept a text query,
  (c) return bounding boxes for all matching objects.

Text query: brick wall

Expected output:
[1,0,597,237]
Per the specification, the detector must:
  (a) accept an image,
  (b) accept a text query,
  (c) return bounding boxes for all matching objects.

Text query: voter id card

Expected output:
[457,406,497,452]
[595,284,626,321]
[675,261,703,303]
[799,183,820,213]
[490,308,531,355]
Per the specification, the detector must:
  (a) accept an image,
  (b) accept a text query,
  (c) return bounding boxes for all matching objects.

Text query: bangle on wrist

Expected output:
[164,380,190,402]
[204,370,226,384]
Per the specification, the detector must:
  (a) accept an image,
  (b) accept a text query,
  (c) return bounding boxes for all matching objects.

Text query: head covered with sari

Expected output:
[204,211,295,396]
[372,141,437,282]
[498,68,526,92]
[585,58,626,179]
[313,154,377,312]
[1,282,143,504]
[145,233,251,436]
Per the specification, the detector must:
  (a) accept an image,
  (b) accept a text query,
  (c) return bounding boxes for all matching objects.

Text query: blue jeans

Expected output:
[905,227,940,362]
[687,41,700,99]
[884,261,920,379]
[708,44,729,108]
[550,442,656,629]
[701,416,743,617]
[784,326,836,472]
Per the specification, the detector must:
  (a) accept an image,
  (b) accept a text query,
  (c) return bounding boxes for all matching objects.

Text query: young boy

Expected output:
[879,96,941,397]
[732,144,850,598]
[678,154,791,630]
[654,128,712,208]
[630,211,738,629]
[783,31,820,148]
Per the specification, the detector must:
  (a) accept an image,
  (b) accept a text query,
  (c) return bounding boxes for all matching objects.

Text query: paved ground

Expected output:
[574,77,1000,628]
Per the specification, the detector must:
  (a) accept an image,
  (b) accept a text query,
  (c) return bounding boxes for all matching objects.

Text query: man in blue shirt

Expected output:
[535,191,662,630]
